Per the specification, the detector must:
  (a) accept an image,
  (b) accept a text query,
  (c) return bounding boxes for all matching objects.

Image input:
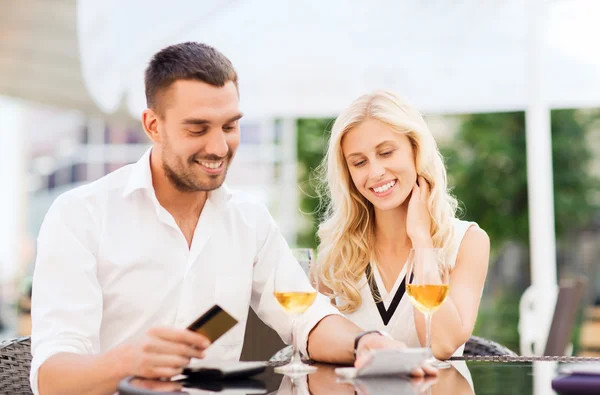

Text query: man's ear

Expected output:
[142,108,161,144]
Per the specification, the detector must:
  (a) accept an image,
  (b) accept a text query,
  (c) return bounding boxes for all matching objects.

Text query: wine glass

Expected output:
[405,248,451,368]
[273,248,319,375]
[278,374,310,395]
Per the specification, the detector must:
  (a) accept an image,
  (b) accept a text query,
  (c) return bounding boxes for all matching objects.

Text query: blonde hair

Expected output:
[315,90,459,313]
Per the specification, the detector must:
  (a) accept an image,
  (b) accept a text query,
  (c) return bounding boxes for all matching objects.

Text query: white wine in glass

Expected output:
[405,248,451,368]
[273,248,318,376]
[405,284,450,314]
[274,292,317,315]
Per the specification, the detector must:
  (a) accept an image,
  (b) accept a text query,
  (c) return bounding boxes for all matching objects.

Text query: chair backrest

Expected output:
[519,277,588,356]
[240,308,286,362]
[0,336,32,394]
[544,277,587,356]
[463,335,518,357]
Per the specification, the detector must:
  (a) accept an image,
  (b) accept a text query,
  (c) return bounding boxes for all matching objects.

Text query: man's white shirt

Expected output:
[29,148,339,394]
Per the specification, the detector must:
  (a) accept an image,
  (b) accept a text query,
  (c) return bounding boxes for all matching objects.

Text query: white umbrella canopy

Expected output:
[75,0,600,357]
[77,0,600,118]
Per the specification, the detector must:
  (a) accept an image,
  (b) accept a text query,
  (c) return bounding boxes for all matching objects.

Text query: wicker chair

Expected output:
[269,335,517,365]
[460,335,517,357]
[268,344,295,365]
[0,336,33,394]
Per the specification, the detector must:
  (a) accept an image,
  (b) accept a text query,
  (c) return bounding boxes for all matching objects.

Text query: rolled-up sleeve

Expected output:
[249,206,340,358]
[29,194,103,395]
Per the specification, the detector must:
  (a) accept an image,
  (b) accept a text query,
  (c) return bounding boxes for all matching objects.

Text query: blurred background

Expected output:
[1,1,600,386]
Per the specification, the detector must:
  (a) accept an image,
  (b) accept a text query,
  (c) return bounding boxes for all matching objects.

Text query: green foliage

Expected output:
[551,110,600,239]
[441,112,529,246]
[296,118,334,249]
[441,110,600,249]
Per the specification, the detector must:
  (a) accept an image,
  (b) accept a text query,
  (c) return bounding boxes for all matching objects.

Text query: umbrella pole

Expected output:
[523,0,558,356]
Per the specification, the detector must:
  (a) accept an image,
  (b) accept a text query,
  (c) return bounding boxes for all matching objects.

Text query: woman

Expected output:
[315,90,490,360]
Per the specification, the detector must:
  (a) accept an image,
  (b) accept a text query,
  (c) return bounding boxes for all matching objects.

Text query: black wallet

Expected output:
[182,360,268,380]
[118,375,267,395]
[179,377,267,393]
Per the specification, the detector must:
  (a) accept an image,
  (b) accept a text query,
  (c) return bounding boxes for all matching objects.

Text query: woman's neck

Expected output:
[371,202,412,292]
[373,202,411,254]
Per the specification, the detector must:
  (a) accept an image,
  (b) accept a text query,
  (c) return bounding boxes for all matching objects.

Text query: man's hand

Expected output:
[354,333,438,377]
[118,326,211,379]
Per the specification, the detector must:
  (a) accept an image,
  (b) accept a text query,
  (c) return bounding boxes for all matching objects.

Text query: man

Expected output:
[30,42,434,395]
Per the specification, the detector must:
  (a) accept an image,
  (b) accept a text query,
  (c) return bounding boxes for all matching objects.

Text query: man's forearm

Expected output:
[306,315,363,365]
[38,347,128,395]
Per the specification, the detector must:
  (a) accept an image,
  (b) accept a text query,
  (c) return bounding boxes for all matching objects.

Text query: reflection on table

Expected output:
[119,360,570,394]
[274,361,474,395]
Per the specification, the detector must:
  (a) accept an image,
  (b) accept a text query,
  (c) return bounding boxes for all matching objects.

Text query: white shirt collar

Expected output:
[122,147,233,206]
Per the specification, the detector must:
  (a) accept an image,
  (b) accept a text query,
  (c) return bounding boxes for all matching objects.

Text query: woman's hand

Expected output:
[354,333,438,377]
[406,176,433,247]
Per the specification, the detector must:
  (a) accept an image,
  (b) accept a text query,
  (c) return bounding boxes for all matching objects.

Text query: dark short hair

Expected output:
[144,42,238,113]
